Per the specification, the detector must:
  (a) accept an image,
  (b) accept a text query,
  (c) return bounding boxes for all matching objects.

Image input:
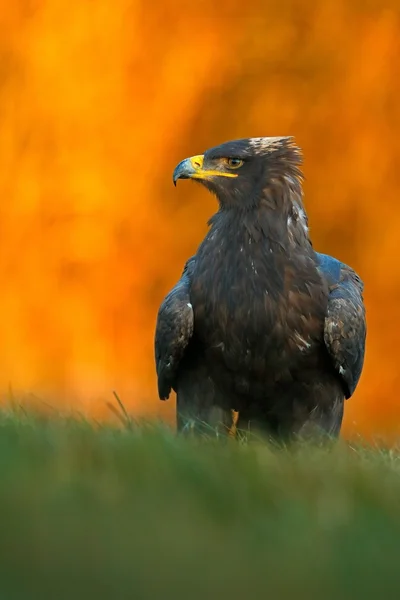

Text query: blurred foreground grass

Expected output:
[0,407,399,599]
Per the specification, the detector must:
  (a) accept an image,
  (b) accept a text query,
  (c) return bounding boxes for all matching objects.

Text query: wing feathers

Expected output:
[323,263,366,398]
[154,257,195,400]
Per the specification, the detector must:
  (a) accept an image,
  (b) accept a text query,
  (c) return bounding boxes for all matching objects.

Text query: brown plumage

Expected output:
[154,137,366,440]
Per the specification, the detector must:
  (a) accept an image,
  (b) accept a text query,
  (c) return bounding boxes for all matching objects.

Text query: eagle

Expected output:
[154,137,366,440]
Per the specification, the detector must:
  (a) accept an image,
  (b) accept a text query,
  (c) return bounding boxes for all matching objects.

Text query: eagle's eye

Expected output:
[226,158,244,169]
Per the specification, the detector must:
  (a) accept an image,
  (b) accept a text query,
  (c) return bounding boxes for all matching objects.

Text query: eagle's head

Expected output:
[173,136,303,208]
[173,136,309,246]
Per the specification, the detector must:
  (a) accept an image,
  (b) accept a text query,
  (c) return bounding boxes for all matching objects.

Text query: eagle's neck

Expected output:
[208,173,312,254]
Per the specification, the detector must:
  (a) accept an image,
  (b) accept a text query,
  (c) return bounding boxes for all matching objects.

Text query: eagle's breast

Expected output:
[190,222,329,388]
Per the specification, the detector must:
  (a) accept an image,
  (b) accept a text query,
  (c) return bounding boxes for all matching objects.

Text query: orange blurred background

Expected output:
[0,0,399,441]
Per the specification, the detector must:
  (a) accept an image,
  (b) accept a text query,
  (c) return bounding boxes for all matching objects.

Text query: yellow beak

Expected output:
[173,154,238,185]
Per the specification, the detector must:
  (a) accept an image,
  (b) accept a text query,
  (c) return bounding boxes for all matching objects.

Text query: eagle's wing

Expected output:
[154,256,195,400]
[316,253,366,399]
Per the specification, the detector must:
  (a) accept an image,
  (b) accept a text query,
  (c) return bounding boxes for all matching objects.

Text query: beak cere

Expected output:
[172,155,204,186]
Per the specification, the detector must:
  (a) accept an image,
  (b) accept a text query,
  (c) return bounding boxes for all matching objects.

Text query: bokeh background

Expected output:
[0,0,399,441]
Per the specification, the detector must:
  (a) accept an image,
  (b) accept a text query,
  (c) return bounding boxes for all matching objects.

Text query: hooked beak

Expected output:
[173,155,204,186]
[172,154,239,186]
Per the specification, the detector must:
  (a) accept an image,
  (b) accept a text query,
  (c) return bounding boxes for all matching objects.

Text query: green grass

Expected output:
[0,407,399,599]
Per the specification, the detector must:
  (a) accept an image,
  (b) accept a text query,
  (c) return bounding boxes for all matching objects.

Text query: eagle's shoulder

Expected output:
[315,252,364,294]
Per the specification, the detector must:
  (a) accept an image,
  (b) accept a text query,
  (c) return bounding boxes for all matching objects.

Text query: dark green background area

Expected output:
[0,410,398,599]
